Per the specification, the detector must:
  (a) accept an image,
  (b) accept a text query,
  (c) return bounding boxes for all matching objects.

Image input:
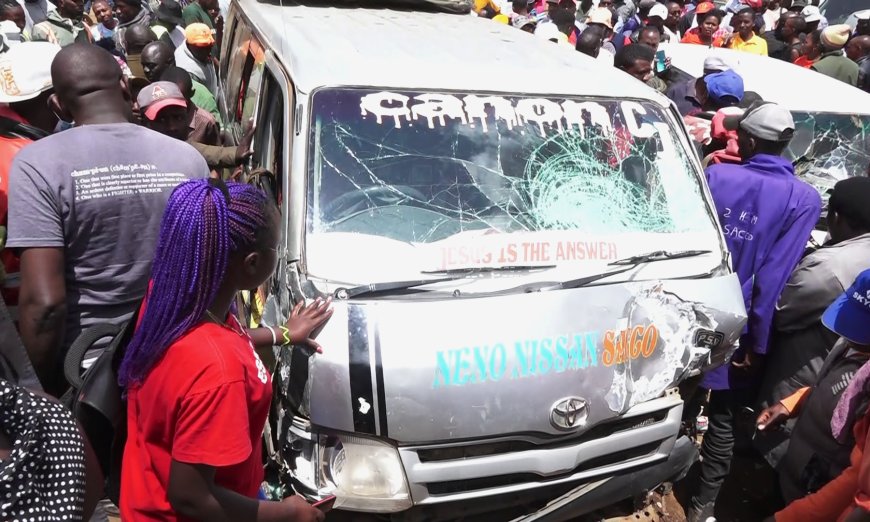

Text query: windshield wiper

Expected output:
[334,276,466,299]
[545,249,712,291]
[608,249,712,266]
[422,264,556,275]
[335,265,554,299]
[336,251,711,298]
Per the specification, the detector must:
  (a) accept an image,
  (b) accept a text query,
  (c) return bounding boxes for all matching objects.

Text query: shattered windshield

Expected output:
[788,112,870,211]
[306,89,718,282]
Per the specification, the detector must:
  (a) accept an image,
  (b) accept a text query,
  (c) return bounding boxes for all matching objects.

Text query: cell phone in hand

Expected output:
[312,495,336,512]
[655,49,667,73]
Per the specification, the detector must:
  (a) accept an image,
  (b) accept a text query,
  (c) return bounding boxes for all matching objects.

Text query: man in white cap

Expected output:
[644,2,669,41]
[0,42,60,321]
[665,52,740,115]
[812,24,859,86]
[800,4,826,33]
[687,101,821,522]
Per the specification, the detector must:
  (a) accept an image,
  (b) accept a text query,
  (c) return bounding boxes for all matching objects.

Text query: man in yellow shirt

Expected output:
[727,8,768,56]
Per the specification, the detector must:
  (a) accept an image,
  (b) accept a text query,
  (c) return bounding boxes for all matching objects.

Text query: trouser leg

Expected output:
[693,389,739,508]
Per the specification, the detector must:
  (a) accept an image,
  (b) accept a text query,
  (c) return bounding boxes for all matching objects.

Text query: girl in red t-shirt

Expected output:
[118,179,331,522]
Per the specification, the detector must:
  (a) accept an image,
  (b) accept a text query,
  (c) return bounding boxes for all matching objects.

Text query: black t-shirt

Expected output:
[764,30,801,62]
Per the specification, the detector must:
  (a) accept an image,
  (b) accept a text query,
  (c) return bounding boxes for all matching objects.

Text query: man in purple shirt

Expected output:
[687,102,822,522]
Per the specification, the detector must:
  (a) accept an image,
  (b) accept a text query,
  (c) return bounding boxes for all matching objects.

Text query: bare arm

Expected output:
[167,460,324,522]
[17,247,66,394]
[248,326,277,349]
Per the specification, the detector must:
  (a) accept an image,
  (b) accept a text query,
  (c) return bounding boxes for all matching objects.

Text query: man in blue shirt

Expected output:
[687,102,822,522]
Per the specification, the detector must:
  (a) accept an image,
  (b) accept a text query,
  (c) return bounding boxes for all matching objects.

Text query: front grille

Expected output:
[416,410,668,463]
[424,441,661,495]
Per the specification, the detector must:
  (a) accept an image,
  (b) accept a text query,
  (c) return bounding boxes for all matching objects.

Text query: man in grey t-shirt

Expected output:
[7,43,208,395]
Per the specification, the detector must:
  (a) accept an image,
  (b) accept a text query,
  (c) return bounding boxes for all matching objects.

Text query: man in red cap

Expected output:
[138,79,253,172]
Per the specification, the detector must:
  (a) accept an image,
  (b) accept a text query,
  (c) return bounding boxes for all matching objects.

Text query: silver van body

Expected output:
[219,4,748,519]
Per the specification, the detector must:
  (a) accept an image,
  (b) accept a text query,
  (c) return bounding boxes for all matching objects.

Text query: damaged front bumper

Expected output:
[272,272,746,516]
[509,433,697,522]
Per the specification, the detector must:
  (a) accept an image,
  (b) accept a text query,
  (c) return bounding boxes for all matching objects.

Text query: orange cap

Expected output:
[695,2,715,14]
[185,23,215,46]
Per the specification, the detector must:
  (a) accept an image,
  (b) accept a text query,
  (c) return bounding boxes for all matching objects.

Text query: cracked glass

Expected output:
[306,89,717,282]
[788,112,870,214]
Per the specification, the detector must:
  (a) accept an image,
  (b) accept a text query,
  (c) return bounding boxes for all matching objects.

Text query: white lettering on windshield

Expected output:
[464,94,519,131]
[359,91,661,138]
[359,91,410,128]
[562,100,612,137]
[410,93,468,129]
[516,98,564,136]
[621,101,656,139]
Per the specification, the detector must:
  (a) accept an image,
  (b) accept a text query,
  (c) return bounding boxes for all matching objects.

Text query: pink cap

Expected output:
[144,98,187,120]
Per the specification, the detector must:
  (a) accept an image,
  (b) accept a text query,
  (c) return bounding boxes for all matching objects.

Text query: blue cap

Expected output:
[704,70,745,106]
[822,269,870,345]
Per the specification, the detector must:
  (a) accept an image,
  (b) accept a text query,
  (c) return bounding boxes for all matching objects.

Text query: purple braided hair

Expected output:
[119,179,271,387]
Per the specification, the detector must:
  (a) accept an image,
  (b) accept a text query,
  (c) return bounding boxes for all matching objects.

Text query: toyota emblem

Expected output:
[550,397,589,430]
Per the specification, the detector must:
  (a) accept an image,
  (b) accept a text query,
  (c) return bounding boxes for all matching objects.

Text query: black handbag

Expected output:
[62,304,140,505]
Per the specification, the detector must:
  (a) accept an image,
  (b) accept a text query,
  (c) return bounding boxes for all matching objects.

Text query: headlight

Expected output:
[295,431,412,512]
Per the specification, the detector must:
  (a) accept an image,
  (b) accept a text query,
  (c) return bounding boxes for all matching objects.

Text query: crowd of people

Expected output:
[478,0,870,91]
[480,0,870,521]
[0,0,329,520]
[0,0,869,521]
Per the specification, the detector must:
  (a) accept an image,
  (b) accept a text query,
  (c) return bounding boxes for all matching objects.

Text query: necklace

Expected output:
[204,309,248,338]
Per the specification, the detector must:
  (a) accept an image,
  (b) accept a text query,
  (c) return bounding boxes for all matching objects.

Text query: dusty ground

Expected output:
[586,447,782,522]
[485,443,779,522]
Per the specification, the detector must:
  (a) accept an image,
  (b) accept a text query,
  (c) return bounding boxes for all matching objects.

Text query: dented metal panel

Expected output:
[301,273,745,443]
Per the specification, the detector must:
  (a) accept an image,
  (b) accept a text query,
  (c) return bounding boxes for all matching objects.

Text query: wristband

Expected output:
[279,325,291,346]
[268,326,278,346]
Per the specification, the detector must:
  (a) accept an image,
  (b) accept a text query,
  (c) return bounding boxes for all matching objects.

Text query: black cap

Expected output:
[829,177,870,229]
[156,0,184,27]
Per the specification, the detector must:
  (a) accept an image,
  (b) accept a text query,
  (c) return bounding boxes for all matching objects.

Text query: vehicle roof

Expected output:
[665,43,870,115]
[236,0,665,102]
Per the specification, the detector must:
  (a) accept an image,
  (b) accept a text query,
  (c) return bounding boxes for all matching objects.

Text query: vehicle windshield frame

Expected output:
[301,85,723,285]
